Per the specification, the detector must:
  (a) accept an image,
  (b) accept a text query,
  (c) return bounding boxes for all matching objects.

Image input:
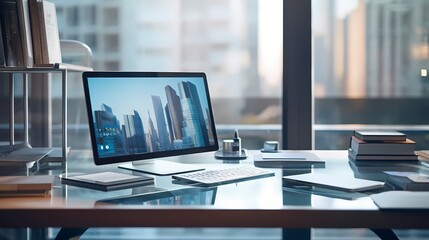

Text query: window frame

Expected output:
[282,0,313,150]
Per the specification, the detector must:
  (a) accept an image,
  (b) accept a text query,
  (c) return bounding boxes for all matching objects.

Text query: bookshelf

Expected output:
[0,0,93,170]
[0,63,93,167]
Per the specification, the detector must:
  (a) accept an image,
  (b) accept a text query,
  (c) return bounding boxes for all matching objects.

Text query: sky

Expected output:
[312,0,359,33]
[258,0,283,90]
[86,76,210,128]
[336,0,359,18]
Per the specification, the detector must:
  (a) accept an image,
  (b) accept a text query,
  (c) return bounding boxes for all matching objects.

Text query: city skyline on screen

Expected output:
[87,77,215,158]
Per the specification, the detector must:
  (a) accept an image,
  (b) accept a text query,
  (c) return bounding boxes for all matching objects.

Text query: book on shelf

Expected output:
[36,0,61,65]
[353,130,406,142]
[384,171,429,191]
[0,175,54,197]
[350,136,416,155]
[0,0,62,67]
[16,0,34,67]
[348,149,418,162]
[0,15,5,67]
[0,0,24,67]
[28,0,42,64]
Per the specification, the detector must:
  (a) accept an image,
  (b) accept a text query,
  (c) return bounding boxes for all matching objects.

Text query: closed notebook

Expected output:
[348,149,418,162]
[354,130,406,142]
[283,172,384,192]
[350,136,415,155]
[60,171,154,191]
[254,151,325,168]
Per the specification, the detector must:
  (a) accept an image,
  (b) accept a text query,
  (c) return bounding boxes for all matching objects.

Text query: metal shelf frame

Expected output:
[0,63,93,162]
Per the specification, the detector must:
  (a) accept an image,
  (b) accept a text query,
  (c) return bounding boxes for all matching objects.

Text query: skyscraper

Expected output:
[147,112,160,152]
[94,104,126,156]
[178,81,209,147]
[165,85,184,141]
[123,110,147,154]
[151,95,171,150]
[165,103,174,143]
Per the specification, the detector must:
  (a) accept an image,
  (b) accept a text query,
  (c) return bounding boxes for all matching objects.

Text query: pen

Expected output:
[232,129,241,152]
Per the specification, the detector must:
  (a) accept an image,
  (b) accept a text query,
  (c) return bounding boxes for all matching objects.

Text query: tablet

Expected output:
[283,172,385,192]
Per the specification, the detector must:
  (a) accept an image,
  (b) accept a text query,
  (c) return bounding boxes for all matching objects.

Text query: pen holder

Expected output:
[223,139,241,153]
[214,139,247,160]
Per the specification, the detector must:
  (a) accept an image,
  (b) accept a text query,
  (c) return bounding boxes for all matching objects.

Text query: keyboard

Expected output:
[172,166,275,185]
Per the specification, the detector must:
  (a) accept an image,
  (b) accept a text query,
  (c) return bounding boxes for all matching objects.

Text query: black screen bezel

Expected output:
[82,71,219,165]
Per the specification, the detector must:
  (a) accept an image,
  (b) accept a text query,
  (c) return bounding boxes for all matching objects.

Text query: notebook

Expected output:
[60,171,154,191]
[254,151,325,168]
[283,172,385,192]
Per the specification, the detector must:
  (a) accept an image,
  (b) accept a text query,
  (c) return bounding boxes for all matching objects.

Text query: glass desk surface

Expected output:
[57,150,379,209]
[1,150,429,230]
[58,150,426,208]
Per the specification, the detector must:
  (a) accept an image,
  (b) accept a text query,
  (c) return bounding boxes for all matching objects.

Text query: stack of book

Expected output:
[348,130,418,163]
[0,0,61,68]
[0,175,54,197]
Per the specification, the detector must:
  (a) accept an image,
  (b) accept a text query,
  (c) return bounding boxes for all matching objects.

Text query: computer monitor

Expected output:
[82,72,219,175]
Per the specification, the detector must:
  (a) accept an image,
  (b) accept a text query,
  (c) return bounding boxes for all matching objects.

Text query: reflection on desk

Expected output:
[282,184,369,200]
[96,187,217,206]
[348,160,424,181]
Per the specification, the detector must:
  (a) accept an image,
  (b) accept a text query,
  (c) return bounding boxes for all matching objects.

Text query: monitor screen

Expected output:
[82,72,219,166]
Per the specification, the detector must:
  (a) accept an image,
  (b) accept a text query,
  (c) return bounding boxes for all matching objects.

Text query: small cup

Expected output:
[222,139,235,153]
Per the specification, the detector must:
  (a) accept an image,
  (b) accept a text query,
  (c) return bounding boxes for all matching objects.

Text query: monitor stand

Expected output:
[118,160,205,176]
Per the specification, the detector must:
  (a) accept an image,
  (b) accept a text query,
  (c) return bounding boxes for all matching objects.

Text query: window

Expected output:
[313,0,429,150]
[66,6,79,26]
[83,5,96,25]
[48,0,283,150]
[103,7,119,26]
[103,34,119,52]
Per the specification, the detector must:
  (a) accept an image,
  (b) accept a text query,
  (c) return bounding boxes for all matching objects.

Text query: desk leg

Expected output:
[371,229,399,240]
[30,228,48,239]
[282,170,312,240]
[55,228,88,240]
[282,228,311,240]
[282,181,312,240]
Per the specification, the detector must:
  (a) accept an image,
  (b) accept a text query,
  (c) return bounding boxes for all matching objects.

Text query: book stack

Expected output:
[348,130,418,164]
[0,0,61,67]
[0,175,54,197]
